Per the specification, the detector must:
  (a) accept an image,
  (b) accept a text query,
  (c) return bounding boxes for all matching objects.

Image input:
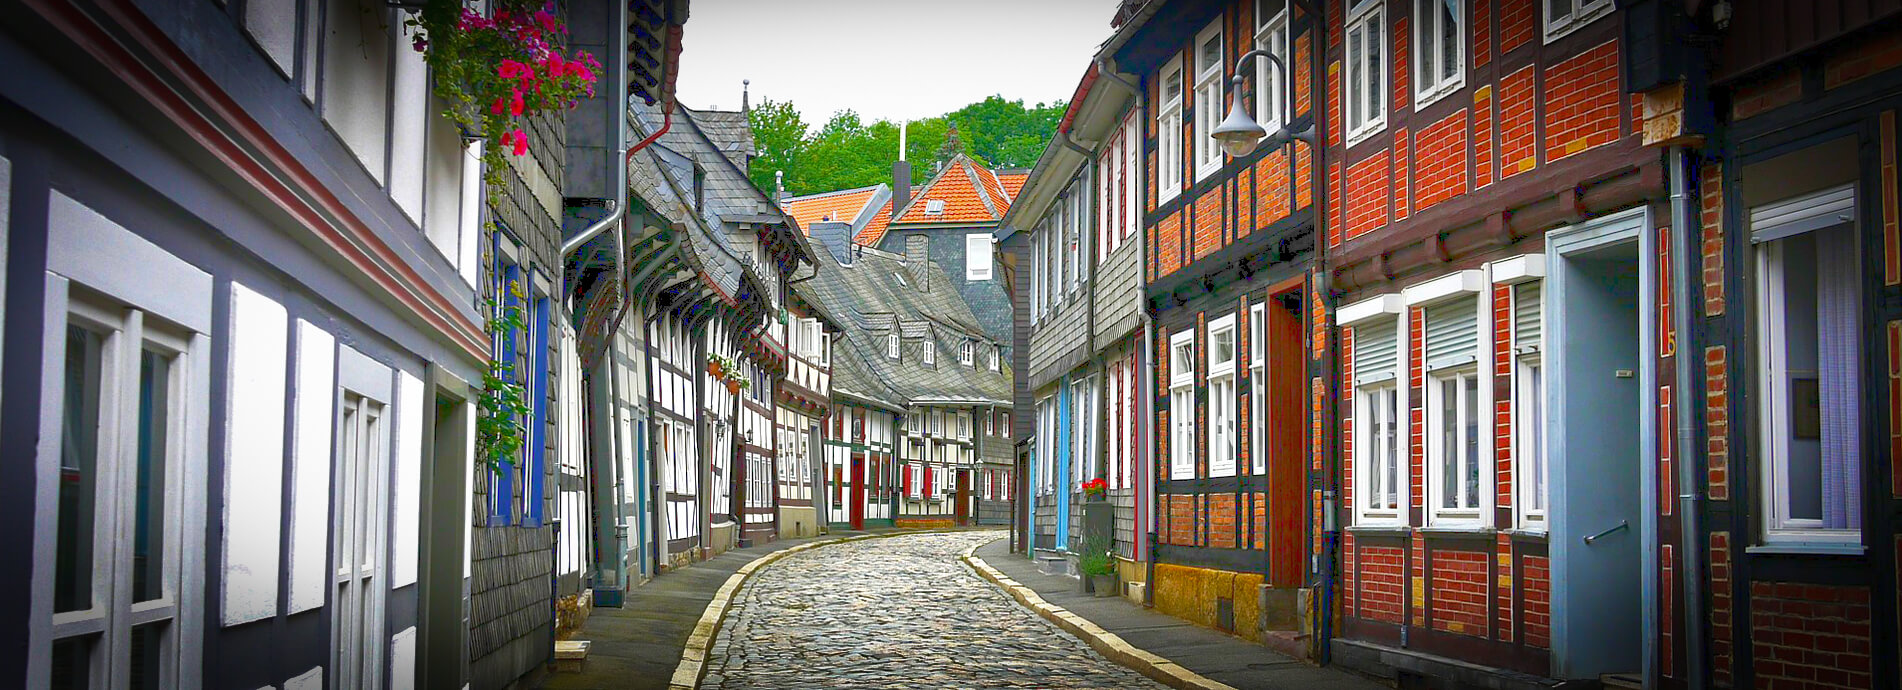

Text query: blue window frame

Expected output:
[524,291,551,527]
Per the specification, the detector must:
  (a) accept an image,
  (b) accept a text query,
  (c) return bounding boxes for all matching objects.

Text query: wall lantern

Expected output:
[1211,49,1316,158]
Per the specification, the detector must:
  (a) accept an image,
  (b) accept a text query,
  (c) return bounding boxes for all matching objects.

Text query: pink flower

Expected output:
[491,97,505,115]
[411,34,428,53]
[507,129,528,156]
[509,90,525,117]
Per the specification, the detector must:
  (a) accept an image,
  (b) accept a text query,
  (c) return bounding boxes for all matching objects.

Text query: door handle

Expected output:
[1582,520,1629,545]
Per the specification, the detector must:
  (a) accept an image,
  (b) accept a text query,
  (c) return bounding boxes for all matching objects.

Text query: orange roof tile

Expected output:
[780,186,883,234]
[855,200,894,245]
[970,163,1012,213]
[998,171,1029,201]
[890,154,1018,229]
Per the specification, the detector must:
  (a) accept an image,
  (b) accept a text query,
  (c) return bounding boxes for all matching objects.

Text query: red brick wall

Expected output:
[1342,532,1357,612]
[1410,532,1428,626]
[1394,17,1412,115]
[1167,493,1194,545]
[1731,68,1801,120]
[1194,187,1224,260]
[1345,151,1392,240]
[1499,0,1535,55]
[1523,554,1551,648]
[1209,493,1238,548]
[1296,142,1314,210]
[1327,159,1343,247]
[1495,534,1514,640]
[1429,549,1489,636]
[1394,128,1413,221]
[1474,0,1493,67]
[1543,40,1622,162]
[1409,308,1427,512]
[1823,24,1902,90]
[1749,583,1875,689]
[1710,531,1733,686]
[1416,109,1471,213]
[1158,210,1184,278]
[1706,346,1729,500]
[1251,490,1267,550]
[1295,31,1313,117]
[1475,85,1497,189]
[1661,543,1674,677]
[1360,545,1406,624]
[1492,284,1514,510]
[1498,66,1539,179]
[1254,149,1291,228]
[1700,162,1726,315]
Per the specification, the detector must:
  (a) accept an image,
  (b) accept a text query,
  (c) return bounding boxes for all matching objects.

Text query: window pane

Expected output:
[50,636,93,690]
[57,325,105,614]
[1416,0,1434,86]
[129,621,168,690]
[1440,378,1457,509]
[1200,35,1222,73]
[1526,362,1544,512]
[1463,374,1480,509]
[1385,389,1399,509]
[1347,27,1363,128]
[134,349,172,603]
[1367,20,1384,120]
[1441,0,1460,82]
[1548,0,1570,23]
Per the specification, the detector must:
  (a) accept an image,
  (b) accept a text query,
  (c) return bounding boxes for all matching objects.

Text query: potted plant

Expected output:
[726,378,742,395]
[1075,535,1117,598]
[1081,478,1107,502]
[707,353,726,379]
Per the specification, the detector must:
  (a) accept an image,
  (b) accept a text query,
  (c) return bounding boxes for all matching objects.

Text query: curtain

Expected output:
[1815,226,1861,530]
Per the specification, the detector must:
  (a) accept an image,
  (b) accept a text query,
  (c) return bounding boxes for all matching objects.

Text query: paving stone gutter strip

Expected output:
[667,528,990,690]
[961,545,1240,690]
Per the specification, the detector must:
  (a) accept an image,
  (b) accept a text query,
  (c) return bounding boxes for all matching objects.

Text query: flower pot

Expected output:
[726,380,741,395]
[709,360,724,378]
[1091,574,1118,598]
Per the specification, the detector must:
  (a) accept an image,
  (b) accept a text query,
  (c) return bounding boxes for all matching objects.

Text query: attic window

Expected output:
[925,199,945,215]
[888,332,900,359]
[892,272,908,287]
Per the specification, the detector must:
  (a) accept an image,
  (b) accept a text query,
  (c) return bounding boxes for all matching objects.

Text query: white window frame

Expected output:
[1169,329,1198,480]
[1124,110,1141,242]
[961,341,975,366]
[1343,0,1389,147]
[1358,382,1405,523]
[1752,191,1863,548]
[32,195,214,689]
[1413,0,1466,108]
[923,339,936,366]
[990,345,1002,372]
[1207,315,1239,477]
[1250,303,1268,475]
[1157,55,1186,203]
[1515,353,1546,528]
[966,233,994,281]
[1256,0,1291,136]
[1427,366,1483,525]
[887,331,900,360]
[1193,19,1227,179]
[1543,0,1614,44]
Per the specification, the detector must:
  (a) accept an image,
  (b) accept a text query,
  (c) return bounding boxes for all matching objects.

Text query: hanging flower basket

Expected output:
[726,379,742,396]
[708,358,725,379]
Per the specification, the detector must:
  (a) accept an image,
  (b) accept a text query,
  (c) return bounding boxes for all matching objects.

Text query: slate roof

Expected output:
[681,106,756,170]
[794,244,1013,408]
[781,184,887,234]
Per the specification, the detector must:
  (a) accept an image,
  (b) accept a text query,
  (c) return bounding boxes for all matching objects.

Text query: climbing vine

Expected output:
[405,1,599,472]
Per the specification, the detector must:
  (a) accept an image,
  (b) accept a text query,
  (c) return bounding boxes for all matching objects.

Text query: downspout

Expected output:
[1669,146,1708,690]
[1309,4,1336,663]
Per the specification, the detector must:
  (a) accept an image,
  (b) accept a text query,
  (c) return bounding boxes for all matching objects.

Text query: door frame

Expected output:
[1544,206,1659,683]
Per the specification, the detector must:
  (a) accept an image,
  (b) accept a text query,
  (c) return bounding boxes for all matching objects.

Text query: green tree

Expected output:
[746,98,807,195]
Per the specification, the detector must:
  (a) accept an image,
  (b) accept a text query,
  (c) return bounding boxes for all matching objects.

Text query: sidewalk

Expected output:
[541,528,881,690]
[972,539,1389,690]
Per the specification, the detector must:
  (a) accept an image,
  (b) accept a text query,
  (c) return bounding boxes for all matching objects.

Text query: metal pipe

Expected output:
[1093,55,1139,95]
[561,0,633,259]
[1669,145,1708,690]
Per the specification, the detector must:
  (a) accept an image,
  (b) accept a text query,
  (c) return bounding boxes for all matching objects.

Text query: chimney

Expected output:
[904,234,930,290]
[742,79,750,113]
[893,122,911,214]
[775,170,787,201]
[811,222,854,265]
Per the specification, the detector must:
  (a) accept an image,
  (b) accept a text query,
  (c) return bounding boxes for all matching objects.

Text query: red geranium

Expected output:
[1081,478,1107,498]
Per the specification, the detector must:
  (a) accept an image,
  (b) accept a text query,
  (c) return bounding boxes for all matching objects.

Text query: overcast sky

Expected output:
[675,0,1120,124]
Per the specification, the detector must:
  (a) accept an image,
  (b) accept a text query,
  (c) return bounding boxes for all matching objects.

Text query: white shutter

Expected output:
[1424,296,1479,371]
[1513,282,1542,354]
[1353,319,1400,385]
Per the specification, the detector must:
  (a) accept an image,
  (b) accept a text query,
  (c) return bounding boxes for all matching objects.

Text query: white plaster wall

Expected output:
[457,141,482,286]
[243,0,297,77]
[423,105,464,266]
[222,283,289,626]
[320,0,391,183]
[287,320,335,614]
[388,20,428,223]
[392,371,423,588]
[283,666,322,690]
[389,626,417,690]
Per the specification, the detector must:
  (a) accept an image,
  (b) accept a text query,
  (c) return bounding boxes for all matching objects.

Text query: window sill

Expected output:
[1745,543,1866,557]
[1346,524,1410,535]
[1414,80,1465,111]
[1344,122,1386,150]
[1420,525,1493,538]
[1157,187,1182,206]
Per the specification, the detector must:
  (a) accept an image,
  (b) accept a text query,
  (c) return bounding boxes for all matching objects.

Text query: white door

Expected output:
[333,395,387,690]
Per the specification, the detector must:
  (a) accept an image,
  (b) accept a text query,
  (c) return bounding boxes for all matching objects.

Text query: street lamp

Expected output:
[1211,49,1316,158]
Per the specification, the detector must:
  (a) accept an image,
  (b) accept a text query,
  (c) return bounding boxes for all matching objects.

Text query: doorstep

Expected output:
[1331,638,1578,690]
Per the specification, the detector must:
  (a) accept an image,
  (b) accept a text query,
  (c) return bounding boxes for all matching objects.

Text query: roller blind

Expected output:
[1354,319,1399,386]
[1514,282,1542,354]
[1424,296,1479,371]
[1750,183,1855,245]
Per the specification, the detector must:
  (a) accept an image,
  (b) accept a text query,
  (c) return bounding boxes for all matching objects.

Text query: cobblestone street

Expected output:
[703,531,1164,689]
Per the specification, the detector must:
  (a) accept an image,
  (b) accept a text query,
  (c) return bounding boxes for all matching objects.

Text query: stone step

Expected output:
[553,640,590,673]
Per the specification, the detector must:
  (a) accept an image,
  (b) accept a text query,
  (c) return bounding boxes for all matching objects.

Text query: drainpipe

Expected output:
[1669,146,1708,690]
[1140,309,1157,608]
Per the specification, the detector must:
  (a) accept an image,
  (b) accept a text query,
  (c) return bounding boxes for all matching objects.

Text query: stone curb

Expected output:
[961,545,1239,690]
[668,528,1000,690]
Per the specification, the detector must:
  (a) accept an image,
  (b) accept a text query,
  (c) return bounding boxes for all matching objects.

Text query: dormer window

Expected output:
[925,199,945,215]
[960,341,975,366]
[924,340,937,365]
[888,332,900,359]
[990,345,1001,371]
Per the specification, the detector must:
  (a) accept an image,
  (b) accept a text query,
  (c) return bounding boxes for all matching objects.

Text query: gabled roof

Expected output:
[681,106,756,170]
[997,169,1029,200]
[889,153,1013,228]
[856,201,896,245]
[793,245,1012,408]
[781,184,887,234]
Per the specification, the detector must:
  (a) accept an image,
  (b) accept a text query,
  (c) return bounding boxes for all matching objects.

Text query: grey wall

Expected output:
[878,226,1013,345]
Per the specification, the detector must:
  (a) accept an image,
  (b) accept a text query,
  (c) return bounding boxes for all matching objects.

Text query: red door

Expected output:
[850,454,866,530]
[953,469,971,525]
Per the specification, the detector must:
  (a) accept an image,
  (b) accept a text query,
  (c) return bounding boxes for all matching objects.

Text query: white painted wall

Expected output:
[388,20,429,223]
[287,321,335,614]
[222,283,289,626]
[320,0,391,183]
[389,626,417,690]
[243,0,297,77]
[392,371,423,588]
